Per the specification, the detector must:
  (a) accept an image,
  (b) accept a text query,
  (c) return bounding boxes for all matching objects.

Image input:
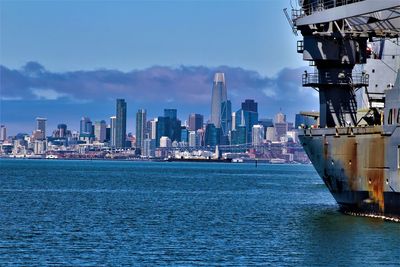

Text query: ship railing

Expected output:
[292,0,366,20]
[302,72,369,87]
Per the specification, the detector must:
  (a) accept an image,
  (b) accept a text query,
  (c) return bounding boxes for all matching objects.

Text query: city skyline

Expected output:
[0,1,318,135]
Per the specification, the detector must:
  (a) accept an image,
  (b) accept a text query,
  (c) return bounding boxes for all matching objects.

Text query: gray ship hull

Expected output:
[299,126,400,219]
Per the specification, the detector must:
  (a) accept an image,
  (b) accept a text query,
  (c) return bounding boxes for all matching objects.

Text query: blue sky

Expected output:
[0,0,314,135]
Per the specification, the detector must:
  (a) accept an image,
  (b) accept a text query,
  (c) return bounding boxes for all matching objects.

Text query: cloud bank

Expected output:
[0,62,317,134]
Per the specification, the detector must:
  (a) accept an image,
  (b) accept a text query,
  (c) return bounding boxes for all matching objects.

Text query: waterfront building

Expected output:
[115,99,127,148]
[266,127,277,142]
[159,136,172,148]
[188,113,204,131]
[0,125,6,141]
[252,124,265,146]
[188,131,199,147]
[110,116,116,147]
[136,109,147,152]
[143,138,156,157]
[34,140,46,154]
[94,120,107,142]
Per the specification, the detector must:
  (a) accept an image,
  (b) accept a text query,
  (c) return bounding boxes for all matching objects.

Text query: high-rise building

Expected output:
[110,116,117,147]
[149,118,158,140]
[159,136,172,148]
[188,113,204,131]
[295,114,317,128]
[0,125,7,141]
[275,111,286,123]
[266,127,277,142]
[181,126,188,143]
[55,124,67,138]
[231,126,247,145]
[115,99,127,148]
[94,120,107,142]
[210,72,227,129]
[220,100,232,138]
[164,109,177,120]
[188,131,199,147]
[235,108,258,144]
[242,99,258,113]
[231,112,236,130]
[136,109,147,152]
[36,117,47,139]
[252,124,265,146]
[80,117,93,135]
[205,123,220,146]
[143,138,156,157]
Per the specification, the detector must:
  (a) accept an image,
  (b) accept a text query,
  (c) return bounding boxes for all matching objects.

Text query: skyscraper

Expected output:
[36,117,47,139]
[188,113,204,131]
[110,116,116,147]
[241,99,258,113]
[252,124,265,146]
[210,72,227,129]
[57,124,67,138]
[136,109,147,152]
[0,125,7,141]
[80,117,93,135]
[94,120,107,142]
[116,99,127,148]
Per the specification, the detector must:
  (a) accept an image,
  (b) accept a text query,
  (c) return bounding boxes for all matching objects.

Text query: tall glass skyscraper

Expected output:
[136,109,147,152]
[210,73,227,129]
[210,73,231,144]
[115,99,127,148]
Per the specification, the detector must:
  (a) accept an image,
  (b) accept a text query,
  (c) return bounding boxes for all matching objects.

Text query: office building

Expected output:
[0,125,7,141]
[205,123,220,146]
[295,113,317,128]
[275,111,286,123]
[211,73,227,128]
[159,136,172,148]
[235,108,258,144]
[143,138,156,157]
[188,113,204,131]
[188,131,199,147]
[136,109,147,152]
[36,117,47,139]
[231,126,247,145]
[241,99,258,113]
[110,116,116,147]
[115,99,127,148]
[94,120,107,142]
[252,124,265,146]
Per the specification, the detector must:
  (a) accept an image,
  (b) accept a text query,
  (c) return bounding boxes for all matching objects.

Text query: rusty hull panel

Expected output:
[300,125,400,217]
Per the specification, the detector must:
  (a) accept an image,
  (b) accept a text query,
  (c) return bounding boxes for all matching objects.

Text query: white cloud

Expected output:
[262,88,277,98]
[31,88,68,100]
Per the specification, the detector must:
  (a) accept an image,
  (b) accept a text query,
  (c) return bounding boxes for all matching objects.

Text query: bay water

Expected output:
[0,159,398,266]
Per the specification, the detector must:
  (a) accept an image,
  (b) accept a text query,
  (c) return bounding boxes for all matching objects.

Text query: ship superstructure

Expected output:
[286,0,400,218]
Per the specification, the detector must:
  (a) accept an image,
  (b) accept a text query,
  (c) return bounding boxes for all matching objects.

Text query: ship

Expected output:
[285,0,400,219]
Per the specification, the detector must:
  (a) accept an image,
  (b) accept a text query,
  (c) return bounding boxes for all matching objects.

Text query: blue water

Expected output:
[0,159,399,266]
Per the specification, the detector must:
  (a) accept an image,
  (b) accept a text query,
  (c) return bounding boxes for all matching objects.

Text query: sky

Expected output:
[0,0,316,135]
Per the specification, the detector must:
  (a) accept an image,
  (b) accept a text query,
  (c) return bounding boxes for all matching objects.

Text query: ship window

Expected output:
[397,109,400,124]
[375,84,378,88]
[398,145,400,169]
[388,109,393,124]
[372,69,375,73]
[393,55,395,59]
